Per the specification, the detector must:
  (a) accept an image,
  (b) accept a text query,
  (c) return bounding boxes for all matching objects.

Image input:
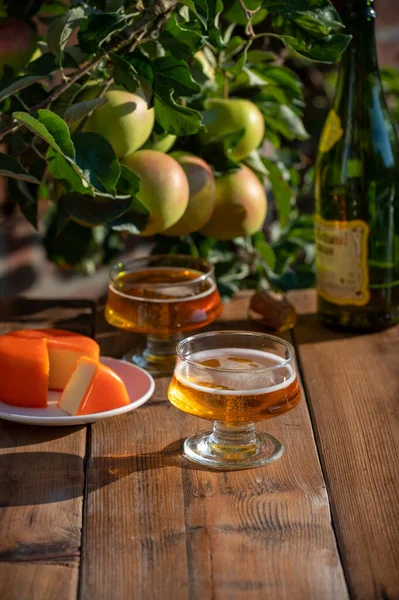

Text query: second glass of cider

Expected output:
[105,254,222,376]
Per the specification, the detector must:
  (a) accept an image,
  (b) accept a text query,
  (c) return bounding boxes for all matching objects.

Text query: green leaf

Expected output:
[153,56,201,97]
[161,13,203,59]
[223,129,246,154]
[258,103,308,140]
[154,85,202,136]
[278,32,351,63]
[247,50,277,63]
[263,158,293,225]
[123,51,155,87]
[255,85,298,107]
[263,0,342,36]
[63,98,107,128]
[47,6,89,59]
[224,0,267,26]
[50,83,83,117]
[38,0,68,16]
[13,110,75,160]
[25,53,58,76]
[116,165,141,197]
[228,41,250,75]
[207,0,224,47]
[78,12,128,54]
[225,35,246,56]
[72,132,120,194]
[110,196,150,235]
[199,142,240,175]
[279,215,314,243]
[8,179,38,228]
[0,76,48,102]
[244,150,269,176]
[0,154,40,184]
[62,193,131,226]
[64,46,89,66]
[259,65,303,94]
[47,147,93,195]
[110,53,140,94]
[180,0,208,28]
[253,231,276,269]
[44,209,95,267]
[36,109,75,158]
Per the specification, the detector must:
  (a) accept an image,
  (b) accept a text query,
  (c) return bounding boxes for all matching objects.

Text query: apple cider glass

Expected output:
[168,331,301,469]
[105,255,222,376]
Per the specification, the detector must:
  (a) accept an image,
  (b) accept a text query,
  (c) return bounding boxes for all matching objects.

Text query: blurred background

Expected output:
[0,0,398,300]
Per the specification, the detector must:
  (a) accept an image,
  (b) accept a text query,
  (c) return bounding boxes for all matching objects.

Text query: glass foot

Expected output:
[124,333,181,377]
[183,422,284,470]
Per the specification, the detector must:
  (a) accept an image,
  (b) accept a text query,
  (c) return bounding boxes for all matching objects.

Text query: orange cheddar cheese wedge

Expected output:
[58,357,130,415]
[0,336,49,408]
[0,329,100,408]
[7,329,99,390]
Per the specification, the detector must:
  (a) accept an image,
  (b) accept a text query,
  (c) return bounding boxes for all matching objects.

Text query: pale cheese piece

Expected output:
[58,357,98,415]
[58,357,130,416]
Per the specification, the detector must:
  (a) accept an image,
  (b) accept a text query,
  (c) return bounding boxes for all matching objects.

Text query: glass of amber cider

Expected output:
[105,255,222,376]
[168,331,301,469]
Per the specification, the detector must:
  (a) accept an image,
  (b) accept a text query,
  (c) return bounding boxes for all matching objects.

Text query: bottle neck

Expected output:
[342,2,379,74]
[334,2,383,113]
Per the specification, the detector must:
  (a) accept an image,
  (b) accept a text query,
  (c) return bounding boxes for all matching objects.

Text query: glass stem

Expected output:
[209,421,258,457]
[145,333,181,357]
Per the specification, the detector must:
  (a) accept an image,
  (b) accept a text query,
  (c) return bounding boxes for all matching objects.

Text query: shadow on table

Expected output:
[0,422,85,448]
[87,439,216,489]
[294,312,374,344]
[0,451,84,506]
[1,440,217,506]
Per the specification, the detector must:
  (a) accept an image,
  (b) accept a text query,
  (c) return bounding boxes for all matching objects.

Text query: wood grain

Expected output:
[80,297,348,599]
[0,302,90,600]
[289,289,399,600]
[0,562,79,600]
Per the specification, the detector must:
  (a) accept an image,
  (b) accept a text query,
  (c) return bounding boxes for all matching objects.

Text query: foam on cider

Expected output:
[176,348,295,396]
[110,267,216,303]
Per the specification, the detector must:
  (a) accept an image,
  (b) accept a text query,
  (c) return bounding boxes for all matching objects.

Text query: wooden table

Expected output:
[0,291,398,600]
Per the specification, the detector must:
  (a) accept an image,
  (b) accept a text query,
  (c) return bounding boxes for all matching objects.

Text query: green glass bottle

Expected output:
[315,0,399,329]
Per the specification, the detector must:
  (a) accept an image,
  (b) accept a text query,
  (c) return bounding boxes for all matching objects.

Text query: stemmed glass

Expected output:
[105,255,222,376]
[168,330,301,470]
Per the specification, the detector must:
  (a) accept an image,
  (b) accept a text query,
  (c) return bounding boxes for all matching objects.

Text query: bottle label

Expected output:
[315,216,370,306]
[319,110,344,153]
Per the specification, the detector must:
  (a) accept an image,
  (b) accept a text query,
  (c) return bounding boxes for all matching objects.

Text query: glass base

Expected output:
[124,333,181,377]
[183,422,284,470]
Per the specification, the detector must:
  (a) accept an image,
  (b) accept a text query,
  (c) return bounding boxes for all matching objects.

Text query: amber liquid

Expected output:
[105,267,222,335]
[168,349,301,423]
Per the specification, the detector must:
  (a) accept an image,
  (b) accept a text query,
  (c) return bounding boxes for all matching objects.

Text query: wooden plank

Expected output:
[0,302,90,600]
[81,296,348,599]
[0,562,79,600]
[0,415,85,600]
[0,423,86,561]
[289,289,399,600]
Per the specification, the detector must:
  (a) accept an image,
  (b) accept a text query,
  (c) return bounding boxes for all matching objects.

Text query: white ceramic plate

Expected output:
[0,357,155,426]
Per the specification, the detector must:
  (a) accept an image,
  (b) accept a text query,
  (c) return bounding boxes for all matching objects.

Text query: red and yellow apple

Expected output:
[200,165,267,240]
[201,98,265,162]
[163,153,216,237]
[0,19,38,77]
[75,85,155,158]
[122,150,189,237]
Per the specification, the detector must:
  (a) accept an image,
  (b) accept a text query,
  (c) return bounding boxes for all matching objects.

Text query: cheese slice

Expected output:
[7,329,99,390]
[0,336,49,407]
[58,357,130,416]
